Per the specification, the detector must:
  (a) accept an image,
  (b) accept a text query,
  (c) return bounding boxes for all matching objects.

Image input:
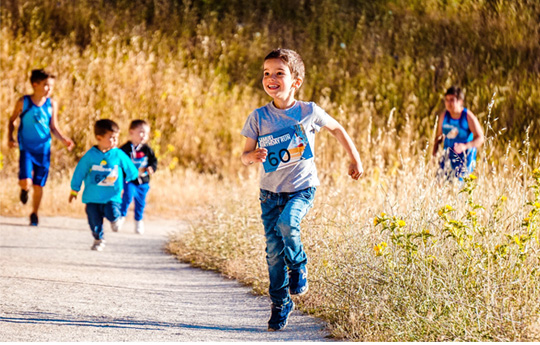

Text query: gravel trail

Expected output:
[0,215,329,341]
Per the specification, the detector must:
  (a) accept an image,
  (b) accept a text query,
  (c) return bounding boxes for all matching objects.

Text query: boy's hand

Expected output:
[348,161,364,180]
[69,191,78,203]
[249,148,268,164]
[453,143,468,154]
[64,138,75,151]
[147,167,154,175]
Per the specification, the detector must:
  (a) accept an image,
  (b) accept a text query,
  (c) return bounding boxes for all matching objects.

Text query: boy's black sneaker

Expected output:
[30,213,38,226]
[268,300,294,331]
[289,266,308,296]
[20,189,29,204]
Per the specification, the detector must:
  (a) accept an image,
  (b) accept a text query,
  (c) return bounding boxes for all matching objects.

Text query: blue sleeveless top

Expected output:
[440,108,477,177]
[18,96,53,154]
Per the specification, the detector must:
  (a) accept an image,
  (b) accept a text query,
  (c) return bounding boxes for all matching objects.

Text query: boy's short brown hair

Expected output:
[445,86,464,101]
[30,69,55,84]
[94,119,119,136]
[129,119,149,130]
[264,48,305,82]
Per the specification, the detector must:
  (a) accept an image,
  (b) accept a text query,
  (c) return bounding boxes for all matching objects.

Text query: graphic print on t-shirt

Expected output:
[90,164,119,187]
[258,124,313,173]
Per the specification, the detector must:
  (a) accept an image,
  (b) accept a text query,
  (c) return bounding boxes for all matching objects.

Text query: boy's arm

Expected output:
[454,110,485,154]
[49,99,75,151]
[432,113,445,157]
[7,98,23,148]
[147,145,158,174]
[69,156,89,202]
[323,117,363,180]
[241,137,267,166]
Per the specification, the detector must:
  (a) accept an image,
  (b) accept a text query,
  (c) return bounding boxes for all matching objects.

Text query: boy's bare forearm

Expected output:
[328,126,361,163]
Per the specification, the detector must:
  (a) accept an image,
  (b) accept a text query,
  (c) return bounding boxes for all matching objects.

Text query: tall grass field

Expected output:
[1,0,539,341]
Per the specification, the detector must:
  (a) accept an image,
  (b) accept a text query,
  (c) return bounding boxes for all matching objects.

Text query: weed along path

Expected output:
[0,215,328,341]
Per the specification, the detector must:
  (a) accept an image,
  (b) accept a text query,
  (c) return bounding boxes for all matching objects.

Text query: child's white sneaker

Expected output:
[91,239,106,251]
[111,217,125,232]
[135,220,144,234]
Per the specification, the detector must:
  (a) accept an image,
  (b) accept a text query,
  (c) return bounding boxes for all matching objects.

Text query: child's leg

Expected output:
[28,151,50,215]
[260,189,290,306]
[120,182,135,217]
[103,201,122,224]
[275,187,315,271]
[85,203,105,240]
[133,183,150,221]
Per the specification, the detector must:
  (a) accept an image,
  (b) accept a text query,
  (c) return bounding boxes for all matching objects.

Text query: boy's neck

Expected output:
[97,145,113,153]
[30,93,48,106]
[273,98,296,110]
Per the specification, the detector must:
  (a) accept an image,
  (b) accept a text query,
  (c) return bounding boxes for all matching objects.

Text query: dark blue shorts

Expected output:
[19,150,51,187]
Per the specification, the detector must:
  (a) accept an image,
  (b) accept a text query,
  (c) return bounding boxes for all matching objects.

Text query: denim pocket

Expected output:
[298,187,316,202]
[259,190,270,204]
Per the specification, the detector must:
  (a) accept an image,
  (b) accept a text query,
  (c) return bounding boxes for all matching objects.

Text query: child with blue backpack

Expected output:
[432,86,485,180]
[69,119,138,251]
[8,69,74,226]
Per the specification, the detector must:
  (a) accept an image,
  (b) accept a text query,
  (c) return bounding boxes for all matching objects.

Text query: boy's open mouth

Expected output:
[267,84,279,90]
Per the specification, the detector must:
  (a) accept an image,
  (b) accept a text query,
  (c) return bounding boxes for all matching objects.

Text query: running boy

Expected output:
[116,119,158,235]
[7,69,74,226]
[69,119,138,251]
[432,86,484,180]
[241,48,363,331]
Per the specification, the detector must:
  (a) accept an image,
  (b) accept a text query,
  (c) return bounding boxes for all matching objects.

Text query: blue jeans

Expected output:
[259,187,316,305]
[120,182,150,221]
[85,202,121,240]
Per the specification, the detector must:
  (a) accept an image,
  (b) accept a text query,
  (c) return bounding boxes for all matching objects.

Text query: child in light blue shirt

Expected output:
[241,48,363,331]
[69,119,138,251]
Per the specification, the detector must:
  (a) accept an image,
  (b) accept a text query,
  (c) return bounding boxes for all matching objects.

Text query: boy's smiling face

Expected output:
[262,58,302,109]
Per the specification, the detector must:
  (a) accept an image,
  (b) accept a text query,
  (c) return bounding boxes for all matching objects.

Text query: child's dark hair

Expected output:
[30,69,55,84]
[445,86,464,101]
[264,48,305,81]
[94,119,119,136]
[129,119,149,130]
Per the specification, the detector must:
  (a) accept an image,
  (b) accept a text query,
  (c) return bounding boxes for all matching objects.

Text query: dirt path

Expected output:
[0,215,329,341]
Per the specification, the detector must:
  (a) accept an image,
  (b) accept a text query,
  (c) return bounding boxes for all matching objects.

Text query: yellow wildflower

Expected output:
[469,211,477,216]
[469,174,477,180]
[167,144,175,152]
[445,205,453,211]
[500,195,507,202]
[381,212,386,217]
[373,218,379,226]
[154,129,162,138]
[534,201,540,208]
[397,220,406,227]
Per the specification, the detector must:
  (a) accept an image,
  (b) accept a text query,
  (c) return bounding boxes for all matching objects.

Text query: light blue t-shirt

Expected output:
[18,96,52,154]
[241,101,331,193]
[71,146,139,204]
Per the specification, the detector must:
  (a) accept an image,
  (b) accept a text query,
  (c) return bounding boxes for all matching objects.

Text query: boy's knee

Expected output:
[276,221,300,238]
[19,179,32,190]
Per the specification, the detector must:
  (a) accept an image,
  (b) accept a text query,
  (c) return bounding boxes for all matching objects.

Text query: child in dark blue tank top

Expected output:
[8,69,74,226]
[432,86,484,180]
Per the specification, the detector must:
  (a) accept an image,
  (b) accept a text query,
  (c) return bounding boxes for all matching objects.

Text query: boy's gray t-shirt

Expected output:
[241,101,331,193]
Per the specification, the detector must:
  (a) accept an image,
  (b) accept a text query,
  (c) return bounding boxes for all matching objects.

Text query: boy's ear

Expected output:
[293,77,303,90]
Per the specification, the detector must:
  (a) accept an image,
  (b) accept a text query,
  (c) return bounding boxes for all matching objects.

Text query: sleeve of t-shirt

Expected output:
[240,110,259,141]
[71,153,90,192]
[311,102,332,132]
